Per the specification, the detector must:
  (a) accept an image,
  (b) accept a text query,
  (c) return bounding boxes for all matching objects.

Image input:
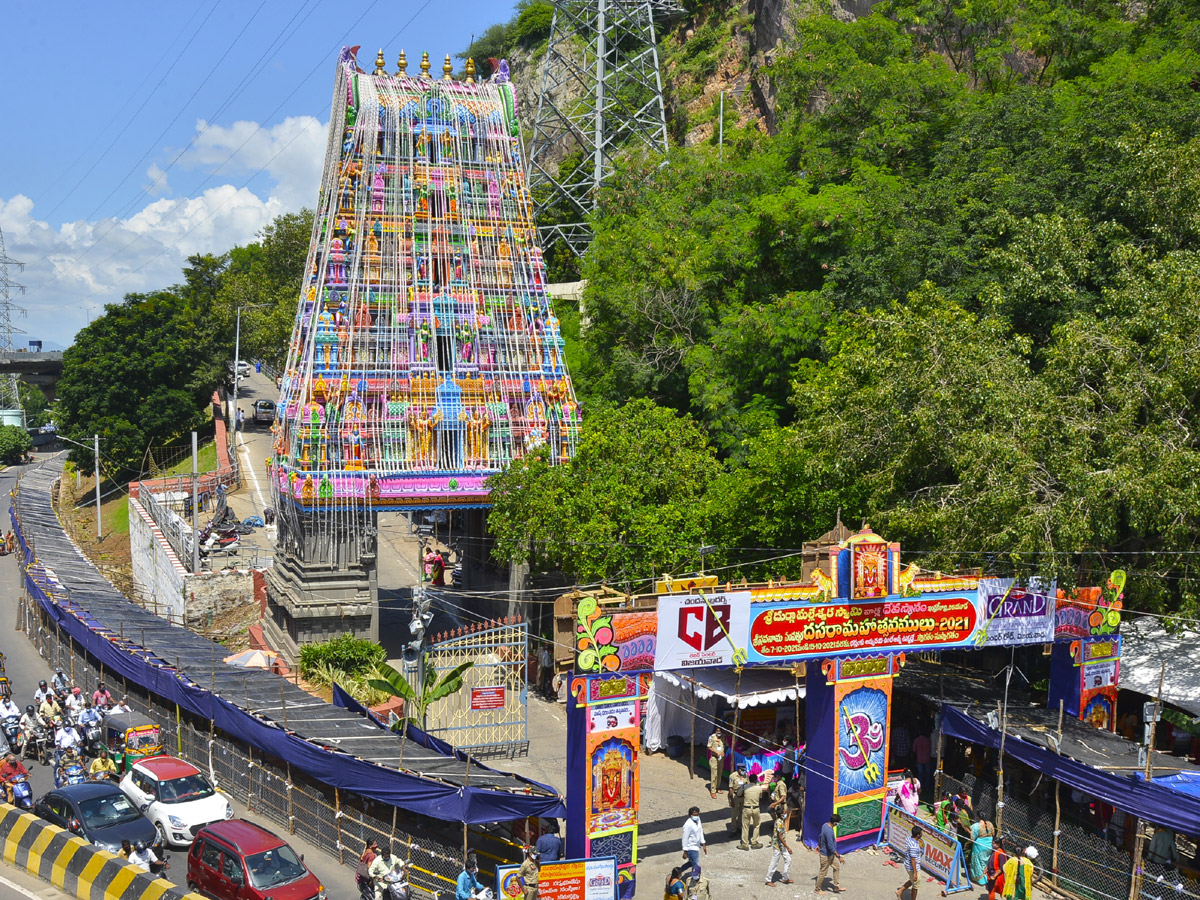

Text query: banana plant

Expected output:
[368,659,474,730]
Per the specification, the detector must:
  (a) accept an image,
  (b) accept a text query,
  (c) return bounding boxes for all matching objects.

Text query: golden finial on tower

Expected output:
[373,49,386,75]
[443,54,454,81]
[419,51,432,79]
[396,49,408,76]
[465,58,476,84]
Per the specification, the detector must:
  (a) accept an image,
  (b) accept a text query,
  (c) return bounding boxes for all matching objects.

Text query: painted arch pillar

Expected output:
[803,654,900,851]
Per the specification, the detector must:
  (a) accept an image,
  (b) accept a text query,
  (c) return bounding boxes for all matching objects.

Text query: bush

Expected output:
[298,634,385,680]
[0,425,31,465]
[512,2,554,46]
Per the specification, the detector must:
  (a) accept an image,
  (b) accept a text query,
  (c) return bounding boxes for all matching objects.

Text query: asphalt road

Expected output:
[0,463,359,899]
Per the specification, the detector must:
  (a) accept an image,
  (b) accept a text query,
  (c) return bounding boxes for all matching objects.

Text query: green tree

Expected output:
[17,381,53,430]
[369,659,474,728]
[0,425,31,465]
[487,400,721,583]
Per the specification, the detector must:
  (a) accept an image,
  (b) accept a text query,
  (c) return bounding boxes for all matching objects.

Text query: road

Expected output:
[0,464,359,899]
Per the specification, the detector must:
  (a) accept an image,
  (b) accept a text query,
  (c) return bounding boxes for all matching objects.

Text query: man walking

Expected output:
[816,813,844,894]
[898,825,924,900]
[728,762,747,835]
[538,642,553,697]
[681,806,706,880]
[740,773,764,850]
[765,805,795,887]
[707,729,725,798]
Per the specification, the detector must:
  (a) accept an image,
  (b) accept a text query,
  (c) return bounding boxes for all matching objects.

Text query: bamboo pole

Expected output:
[689,678,697,779]
[336,787,345,864]
[1052,699,1063,887]
[391,805,398,857]
[995,700,1007,833]
[1129,664,1166,900]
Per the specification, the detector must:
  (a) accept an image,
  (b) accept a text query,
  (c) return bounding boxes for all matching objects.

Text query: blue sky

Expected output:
[0,0,522,348]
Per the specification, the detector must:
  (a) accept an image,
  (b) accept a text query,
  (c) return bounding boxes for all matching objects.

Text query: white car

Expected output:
[119,755,234,848]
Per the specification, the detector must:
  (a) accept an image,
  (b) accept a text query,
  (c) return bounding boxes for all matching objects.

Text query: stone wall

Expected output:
[129,496,255,630]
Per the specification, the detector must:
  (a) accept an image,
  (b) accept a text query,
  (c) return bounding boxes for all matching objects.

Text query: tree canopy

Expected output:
[483,0,1200,615]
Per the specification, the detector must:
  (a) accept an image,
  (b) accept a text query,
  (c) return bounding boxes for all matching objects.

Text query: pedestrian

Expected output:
[518,847,541,900]
[706,729,725,798]
[665,866,688,898]
[534,819,563,861]
[681,806,706,879]
[768,767,788,818]
[236,408,245,432]
[898,825,924,900]
[1147,826,1179,868]
[986,836,1009,900]
[356,839,380,900]
[538,641,553,696]
[728,762,747,835]
[912,729,933,791]
[1000,846,1037,900]
[456,851,486,900]
[765,805,795,887]
[739,772,764,850]
[816,813,844,894]
[969,815,995,885]
[897,769,921,816]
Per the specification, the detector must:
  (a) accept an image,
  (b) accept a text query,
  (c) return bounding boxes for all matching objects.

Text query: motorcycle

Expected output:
[30,726,51,766]
[199,533,240,557]
[54,761,86,788]
[8,773,32,810]
[3,716,22,756]
[81,722,104,758]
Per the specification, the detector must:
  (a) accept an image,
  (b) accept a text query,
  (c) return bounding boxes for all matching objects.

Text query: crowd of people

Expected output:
[0,667,130,800]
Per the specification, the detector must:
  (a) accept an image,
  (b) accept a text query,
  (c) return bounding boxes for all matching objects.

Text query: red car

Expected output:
[187,819,326,900]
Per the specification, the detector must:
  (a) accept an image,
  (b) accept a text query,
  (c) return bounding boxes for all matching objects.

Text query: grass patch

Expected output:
[161,442,218,476]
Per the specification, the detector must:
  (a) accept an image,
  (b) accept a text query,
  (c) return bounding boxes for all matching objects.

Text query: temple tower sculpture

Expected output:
[264,48,579,657]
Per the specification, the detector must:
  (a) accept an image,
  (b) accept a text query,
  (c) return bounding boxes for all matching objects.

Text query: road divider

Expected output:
[0,802,202,900]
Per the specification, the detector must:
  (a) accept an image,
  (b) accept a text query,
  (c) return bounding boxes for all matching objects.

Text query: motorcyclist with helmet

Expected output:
[50,668,70,695]
[32,681,54,706]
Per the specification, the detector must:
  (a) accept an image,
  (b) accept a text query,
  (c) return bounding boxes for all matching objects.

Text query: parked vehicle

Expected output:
[33,782,161,855]
[119,755,233,848]
[9,773,32,809]
[102,710,162,772]
[251,399,276,426]
[187,819,325,900]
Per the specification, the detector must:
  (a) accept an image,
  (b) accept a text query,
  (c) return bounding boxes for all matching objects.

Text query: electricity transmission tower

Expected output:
[528,0,683,257]
[0,226,25,414]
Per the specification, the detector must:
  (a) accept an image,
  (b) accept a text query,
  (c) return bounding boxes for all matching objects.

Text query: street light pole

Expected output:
[94,433,101,539]
[231,306,244,452]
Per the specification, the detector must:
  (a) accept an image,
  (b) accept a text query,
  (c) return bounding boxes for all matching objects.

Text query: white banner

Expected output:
[975,578,1056,646]
[654,592,750,670]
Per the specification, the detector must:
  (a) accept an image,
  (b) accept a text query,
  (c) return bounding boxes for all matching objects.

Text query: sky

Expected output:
[0,0,521,349]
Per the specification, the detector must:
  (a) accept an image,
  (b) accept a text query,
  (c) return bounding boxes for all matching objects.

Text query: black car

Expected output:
[34,782,160,854]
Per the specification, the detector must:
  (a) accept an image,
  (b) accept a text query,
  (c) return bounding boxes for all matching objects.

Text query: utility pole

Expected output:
[406,585,434,728]
[191,431,199,573]
[1129,663,1166,900]
[93,434,101,539]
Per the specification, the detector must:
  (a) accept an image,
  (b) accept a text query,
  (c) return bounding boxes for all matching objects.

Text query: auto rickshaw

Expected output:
[102,710,162,771]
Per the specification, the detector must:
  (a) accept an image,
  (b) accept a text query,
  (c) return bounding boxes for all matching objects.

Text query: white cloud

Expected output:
[144,164,171,197]
[180,115,328,211]
[0,115,328,347]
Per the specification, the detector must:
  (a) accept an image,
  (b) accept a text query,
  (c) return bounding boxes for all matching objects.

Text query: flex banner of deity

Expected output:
[1079,637,1120,732]
[835,679,891,817]
[584,694,640,896]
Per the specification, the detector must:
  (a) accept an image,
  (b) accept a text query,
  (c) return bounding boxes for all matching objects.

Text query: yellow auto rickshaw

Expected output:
[102,710,162,771]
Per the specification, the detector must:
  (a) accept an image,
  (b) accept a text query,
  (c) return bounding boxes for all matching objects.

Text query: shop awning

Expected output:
[1119,617,1200,717]
[656,668,806,708]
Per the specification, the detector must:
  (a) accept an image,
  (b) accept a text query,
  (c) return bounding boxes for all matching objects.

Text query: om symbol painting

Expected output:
[835,683,890,801]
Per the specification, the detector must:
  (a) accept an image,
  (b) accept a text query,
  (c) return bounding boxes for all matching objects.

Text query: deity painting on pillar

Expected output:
[852,542,888,600]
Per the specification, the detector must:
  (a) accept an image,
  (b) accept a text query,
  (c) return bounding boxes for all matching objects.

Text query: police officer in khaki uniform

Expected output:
[740,772,765,850]
[728,762,748,835]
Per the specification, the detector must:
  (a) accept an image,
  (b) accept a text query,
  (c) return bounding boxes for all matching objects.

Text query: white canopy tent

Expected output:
[1120,616,1200,716]
[643,668,806,752]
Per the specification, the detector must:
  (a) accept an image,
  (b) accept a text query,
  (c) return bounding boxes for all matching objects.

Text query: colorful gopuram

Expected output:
[270,48,578,512]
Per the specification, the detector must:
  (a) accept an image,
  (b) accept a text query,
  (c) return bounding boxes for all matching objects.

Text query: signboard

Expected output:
[654,592,750,670]
[877,802,969,893]
[745,596,978,664]
[589,701,637,733]
[496,857,619,900]
[1079,635,1121,732]
[470,686,506,710]
[975,578,1056,646]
